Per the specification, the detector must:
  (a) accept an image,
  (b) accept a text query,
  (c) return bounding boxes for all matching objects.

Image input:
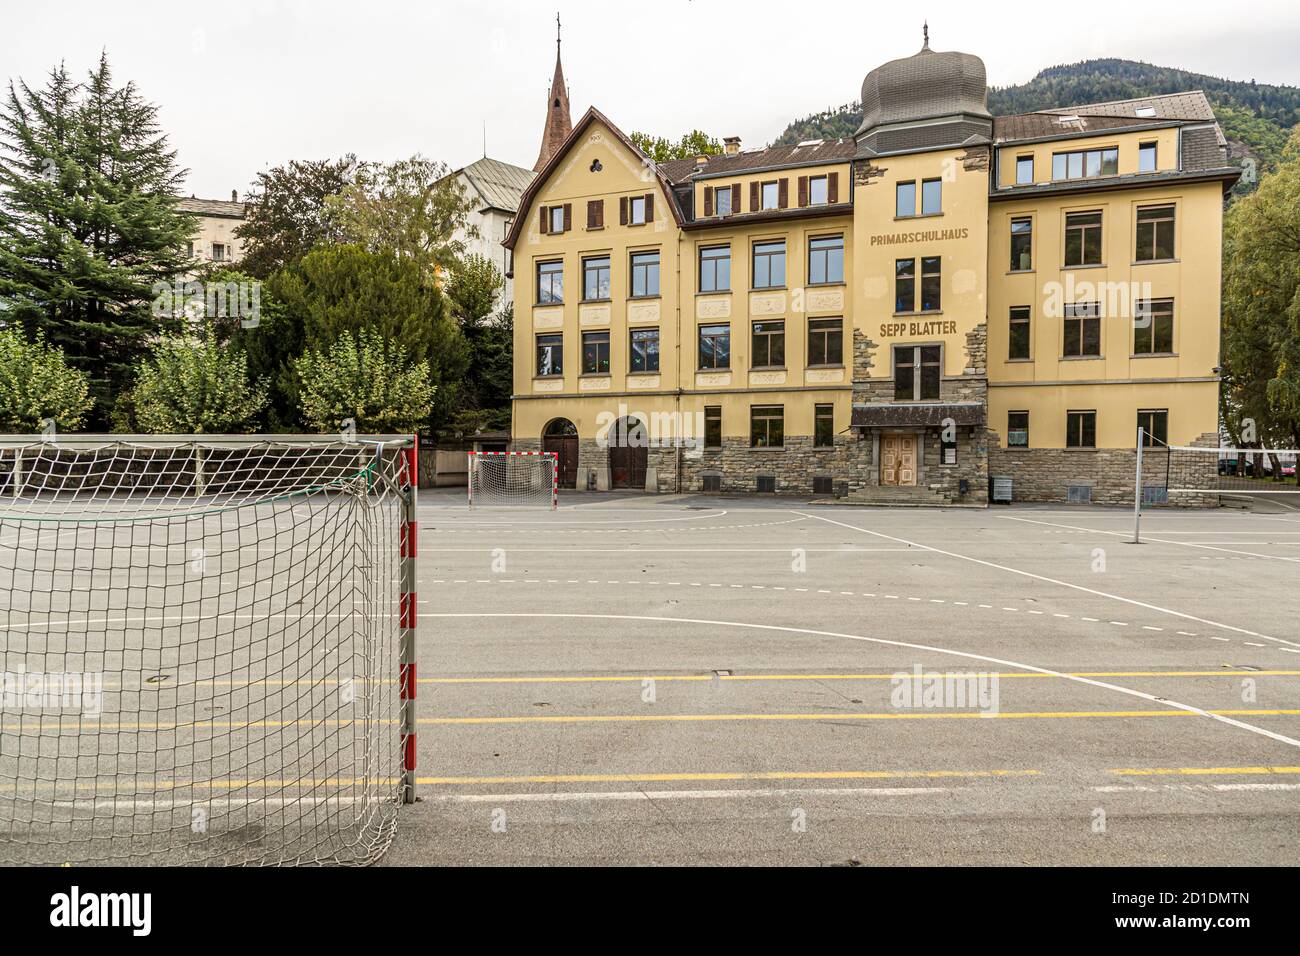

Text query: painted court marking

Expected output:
[424,613,1300,751]
[795,511,1300,649]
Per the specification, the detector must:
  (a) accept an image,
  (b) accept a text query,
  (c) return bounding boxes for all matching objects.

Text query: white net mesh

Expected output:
[1138,441,1300,507]
[467,452,557,509]
[0,437,412,866]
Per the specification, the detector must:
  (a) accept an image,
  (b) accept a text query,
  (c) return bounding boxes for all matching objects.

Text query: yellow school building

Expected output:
[503,32,1238,504]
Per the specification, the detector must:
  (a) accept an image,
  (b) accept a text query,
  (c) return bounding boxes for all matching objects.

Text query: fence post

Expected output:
[1131,426,1145,544]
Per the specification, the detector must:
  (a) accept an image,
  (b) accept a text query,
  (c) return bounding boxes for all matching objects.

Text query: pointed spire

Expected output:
[921,20,931,51]
[534,12,573,172]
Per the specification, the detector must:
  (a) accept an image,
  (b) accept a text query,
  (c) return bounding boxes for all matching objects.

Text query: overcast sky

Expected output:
[4,0,1298,199]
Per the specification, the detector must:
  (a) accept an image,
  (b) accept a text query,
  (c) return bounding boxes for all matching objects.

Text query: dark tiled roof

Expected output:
[658,139,856,184]
[177,197,245,219]
[1180,125,1228,171]
[995,91,1222,145]
[683,202,853,231]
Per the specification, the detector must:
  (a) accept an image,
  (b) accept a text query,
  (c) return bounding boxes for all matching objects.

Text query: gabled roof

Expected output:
[458,157,535,214]
[1038,91,1216,123]
[657,139,857,184]
[503,106,685,251]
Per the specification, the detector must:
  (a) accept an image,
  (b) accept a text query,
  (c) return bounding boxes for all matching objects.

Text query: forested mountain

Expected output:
[773,59,1300,188]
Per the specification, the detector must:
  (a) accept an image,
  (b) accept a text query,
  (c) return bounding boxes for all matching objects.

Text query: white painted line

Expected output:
[1000,514,1300,564]
[800,510,1300,649]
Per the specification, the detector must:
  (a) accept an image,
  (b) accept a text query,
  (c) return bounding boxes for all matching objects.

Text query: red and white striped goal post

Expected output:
[466,450,559,510]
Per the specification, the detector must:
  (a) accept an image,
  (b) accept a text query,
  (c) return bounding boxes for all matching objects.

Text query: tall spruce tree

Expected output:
[0,54,192,426]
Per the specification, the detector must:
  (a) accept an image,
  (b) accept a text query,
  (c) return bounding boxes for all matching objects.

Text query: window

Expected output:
[630,250,660,297]
[186,241,194,258]
[761,181,779,210]
[704,406,722,448]
[808,175,829,205]
[920,256,941,312]
[582,330,610,374]
[750,405,784,448]
[212,243,226,262]
[1008,411,1029,448]
[630,328,659,373]
[1134,298,1174,355]
[1066,411,1097,448]
[698,323,730,370]
[699,245,731,292]
[1010,217,1033,271]
[921,178,942,215]
[1135,204,1175,261]
[1009,307,1031,360]
[1138,141,1157,173]
[896,257,940,312]
[1064,211,1103,267]
[895,258,915,313]
[1063,302,1101,358]
[751,320,785,368]
[752,240,786,289]
[814,404,834,448]
[1015,155,1034,185]
[808,235,844,285]
[808,317,843,366]
[894,345,941,401]
[1137,409,1168,446]
[628,195,647,225]
[1051,148,1118,181]
[582,255,610,301]
[896,181,916,218]
[536,333,563,376]
[714,186,733,216]
[549,206,566,234]
[537,260,564,303]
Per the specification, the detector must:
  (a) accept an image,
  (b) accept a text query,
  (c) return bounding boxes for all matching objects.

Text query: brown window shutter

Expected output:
[587,199,602,229]
[619,196,629,225]
[778,179,789,209]
[797,176,808,207]
[595,199,604,228]
[749,181,759,211]
[644,193,654,223]
[828,172,839,203]
[562,203,572,232]
[732,183,741,211]
[703,187,713,216]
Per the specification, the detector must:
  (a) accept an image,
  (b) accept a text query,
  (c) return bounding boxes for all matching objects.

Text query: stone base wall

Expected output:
[987,431,1221,506]
[679,434,873,496]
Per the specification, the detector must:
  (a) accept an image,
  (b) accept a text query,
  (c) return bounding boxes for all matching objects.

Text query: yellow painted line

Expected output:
[1113,766,1300,777]
[420,709,1300,726]
[114,670,1300,688]
[8,708,1300,732]
[417,769,1042,786]
[418,670,1300,684]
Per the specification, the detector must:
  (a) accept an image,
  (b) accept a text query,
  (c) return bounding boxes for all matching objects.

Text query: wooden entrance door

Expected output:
[880,435,918,487]
[543,434,578,488]
[609,418,647,490]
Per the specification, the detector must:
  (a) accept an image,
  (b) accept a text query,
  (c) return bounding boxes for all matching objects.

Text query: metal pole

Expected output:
[399,438,418,804]
[1132,426,1145,544]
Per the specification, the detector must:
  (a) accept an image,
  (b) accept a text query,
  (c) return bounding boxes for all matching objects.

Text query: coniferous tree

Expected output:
[0,55,193,425]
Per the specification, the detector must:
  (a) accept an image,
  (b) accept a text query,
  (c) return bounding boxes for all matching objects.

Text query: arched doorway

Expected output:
[608,416,648,490]
[542,418,578,489]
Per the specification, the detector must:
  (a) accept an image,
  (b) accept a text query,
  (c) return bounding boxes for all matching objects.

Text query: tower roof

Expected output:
[533,14,573,172]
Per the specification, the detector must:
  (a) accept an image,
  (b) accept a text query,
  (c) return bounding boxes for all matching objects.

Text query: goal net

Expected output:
[467,451,558,509]
[0,435,417,866]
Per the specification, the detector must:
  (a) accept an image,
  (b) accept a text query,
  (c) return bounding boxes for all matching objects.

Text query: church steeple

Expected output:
[533,13,573,172]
